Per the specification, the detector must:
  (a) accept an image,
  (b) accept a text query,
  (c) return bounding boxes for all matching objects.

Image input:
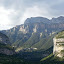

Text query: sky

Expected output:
[0,0,64,30]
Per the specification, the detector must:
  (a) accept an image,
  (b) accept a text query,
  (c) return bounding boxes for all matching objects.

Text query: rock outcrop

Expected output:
[53,31,64,58]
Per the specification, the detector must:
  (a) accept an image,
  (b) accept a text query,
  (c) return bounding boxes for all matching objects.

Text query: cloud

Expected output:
[0,6,15,30]
[21,6,51,22]
[0,0,64,30]
[0,24,13,30]
[0,6,14,24]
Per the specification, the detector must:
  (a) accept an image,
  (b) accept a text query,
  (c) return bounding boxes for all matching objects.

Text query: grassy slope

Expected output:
[12,33,31,48]
[22,33,40,48]
[56,30,64,38]
[32,35,53,50]
[15,33,55,52]
[40,53,64,64]
[0,43,13,50]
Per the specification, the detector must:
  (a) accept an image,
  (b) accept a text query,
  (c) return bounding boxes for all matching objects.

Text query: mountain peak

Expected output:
[24,17,50,24]
[51,16,64,23]
[58,16,64,18]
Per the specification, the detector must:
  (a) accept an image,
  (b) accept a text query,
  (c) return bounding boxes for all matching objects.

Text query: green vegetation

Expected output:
[59,44,64,46]
[40,53,64,64]
[0,53,41,64]
[22,33,40,48]
[61,50,64,52]
[40,53,53,61]
[56,30,64,38]
[0,43,13,50]
[0,52,64,64]
[14,32,54,51]
[32,35,53,50]
[56,42,64,43]
[0,54,24,64]
[2,22,57,51]
[1,18,64,64]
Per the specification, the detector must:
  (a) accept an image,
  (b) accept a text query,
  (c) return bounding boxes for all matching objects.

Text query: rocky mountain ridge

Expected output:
[1,16,64,51]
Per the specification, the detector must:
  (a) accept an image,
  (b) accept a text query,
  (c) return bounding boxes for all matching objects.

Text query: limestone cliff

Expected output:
[53,31,64,58]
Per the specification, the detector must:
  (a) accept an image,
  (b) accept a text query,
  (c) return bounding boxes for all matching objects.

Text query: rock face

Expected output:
[53,31,64,58]
[3,16,64,35]
[1,16,64,51]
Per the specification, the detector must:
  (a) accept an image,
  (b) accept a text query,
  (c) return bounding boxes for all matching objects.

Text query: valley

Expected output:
[0,16,64,64]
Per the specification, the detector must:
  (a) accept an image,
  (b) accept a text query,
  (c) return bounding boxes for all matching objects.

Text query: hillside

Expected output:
[18,47,53,61]
[0,32,10,44]
[40,53,64,64]
[0,54,23,64]
[55,30,64,38]
[0,53,43,64]
[0,16,64,64]
[0,32,39,64]
[1,16,64,52]
[41,31,64,64]
[0,32,25,64]
[0,32,15,55]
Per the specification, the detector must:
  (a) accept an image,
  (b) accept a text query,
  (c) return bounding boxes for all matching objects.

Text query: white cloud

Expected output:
[0,0,64,30]
[0,24,13,30]
[0,6,15,30]
[21,6,51,23]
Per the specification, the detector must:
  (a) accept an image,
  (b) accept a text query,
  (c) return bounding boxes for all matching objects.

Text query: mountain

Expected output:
[24,17,50,24]
[51,16,64,23]
[40,53,64,64]
[1,16,64,52]
[0,16,64,64]
[0,31,64,64]
[0,32,15,55]
[0,32,10,44]
[0,32,39,64]
[40,30,64,64]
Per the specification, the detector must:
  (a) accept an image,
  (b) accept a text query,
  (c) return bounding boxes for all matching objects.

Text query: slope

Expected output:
[2,16,64,51]
[40,53,64,64]
[32,35,53,50]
